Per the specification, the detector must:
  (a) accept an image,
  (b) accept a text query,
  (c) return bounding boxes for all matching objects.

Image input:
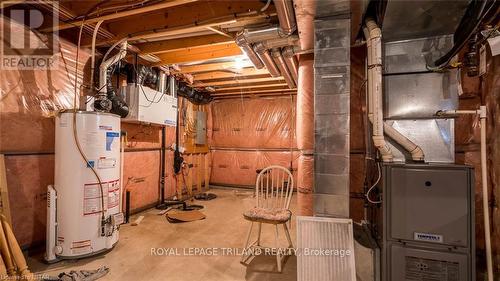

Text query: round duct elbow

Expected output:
[235,33,264,69]
[253,43,281,77]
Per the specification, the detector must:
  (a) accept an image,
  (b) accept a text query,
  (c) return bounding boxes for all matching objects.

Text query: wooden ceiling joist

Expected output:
[155,43,242,65]
[177,62,247,73]
[214,83,289,91]
[213,89,296,96]
[136,34,234,55]
[103,1,274,41]
[43,0,198,32]
[215,85,290,93]
[192,68,270,81]
[195,77,285,87]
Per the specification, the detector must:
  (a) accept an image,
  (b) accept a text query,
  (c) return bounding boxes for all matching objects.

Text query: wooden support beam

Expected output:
[177,62,246,73]
[104,1,273,41]
[193,68,270,81]
[136,35,233,55]
[195,77,285,87]
[214,92,297,99]
[43,0,198,32]
[215,85,290,93]
[155,43,242,65]
[212,89,296,96]
[215,83,288,91]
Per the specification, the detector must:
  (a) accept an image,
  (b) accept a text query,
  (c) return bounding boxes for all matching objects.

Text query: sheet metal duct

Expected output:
[254,42,281,77]
[282,46,298,84]
[241,26,281,43]
[271,49,296,88]
[274,0,297,36]
[235,33,264,69]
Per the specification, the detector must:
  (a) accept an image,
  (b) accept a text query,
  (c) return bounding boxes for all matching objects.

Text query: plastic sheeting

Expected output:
[296,56,314,152]
[297,155,313,215]
[0,16,90,152]
[210,150,299,187]
[210,97,296,149]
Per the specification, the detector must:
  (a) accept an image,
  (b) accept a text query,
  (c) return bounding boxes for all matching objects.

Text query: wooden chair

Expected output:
[240,165,294,272]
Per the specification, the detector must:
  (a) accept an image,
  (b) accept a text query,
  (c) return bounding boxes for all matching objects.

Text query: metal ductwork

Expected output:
[235,33,264,69]
[282,46,298,84]
[241,26,282,43]
[254,42,281,77]
[274,0,296,36]
[271,49,296,89]
[261,35,299,49]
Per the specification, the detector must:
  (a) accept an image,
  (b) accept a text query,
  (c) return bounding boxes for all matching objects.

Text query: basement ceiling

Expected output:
[27,0,296,99]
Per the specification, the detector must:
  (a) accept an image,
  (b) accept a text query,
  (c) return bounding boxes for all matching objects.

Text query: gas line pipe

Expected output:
[436,105,493,281]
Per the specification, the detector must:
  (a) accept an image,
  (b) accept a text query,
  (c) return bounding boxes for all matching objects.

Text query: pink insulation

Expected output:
[296,55,314,152]
[210,97,296,149]
[210,150,299,187]
[297,155,313,215]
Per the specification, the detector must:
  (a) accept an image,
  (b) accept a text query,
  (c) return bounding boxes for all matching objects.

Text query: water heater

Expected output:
[46,111,123,262]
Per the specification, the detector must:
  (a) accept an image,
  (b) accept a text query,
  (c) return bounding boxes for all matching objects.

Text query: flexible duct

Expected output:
[274,0,296,36]
[363,21,392,162]
[296,55,314,152]
[254,42,281,77]
[271,49,296,88]
[297,155,314,216]
[235,32,264,69]
[282,46,298,85]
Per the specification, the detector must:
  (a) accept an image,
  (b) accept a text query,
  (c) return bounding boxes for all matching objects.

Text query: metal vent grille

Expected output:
[297,216,356,281]
[405,256,459,281]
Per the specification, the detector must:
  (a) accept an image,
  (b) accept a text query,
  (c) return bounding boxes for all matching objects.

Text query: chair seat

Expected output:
[243,207,291,224]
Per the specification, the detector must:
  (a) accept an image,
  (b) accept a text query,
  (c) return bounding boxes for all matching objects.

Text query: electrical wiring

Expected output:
[365,161,382,204]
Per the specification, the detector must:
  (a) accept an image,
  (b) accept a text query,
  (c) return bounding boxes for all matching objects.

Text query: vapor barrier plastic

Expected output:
[0,16,90,152]
[210,150,299,187]
[210,97,297,149]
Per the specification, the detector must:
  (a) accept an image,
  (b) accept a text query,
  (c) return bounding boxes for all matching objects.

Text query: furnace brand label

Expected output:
[414,232,443,243]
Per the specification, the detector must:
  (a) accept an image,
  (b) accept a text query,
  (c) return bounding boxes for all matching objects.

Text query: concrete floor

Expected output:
[28,188,298,281]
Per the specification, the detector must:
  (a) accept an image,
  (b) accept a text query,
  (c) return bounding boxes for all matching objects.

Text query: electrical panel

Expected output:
[377,164,475,281]
[123,84,177,126]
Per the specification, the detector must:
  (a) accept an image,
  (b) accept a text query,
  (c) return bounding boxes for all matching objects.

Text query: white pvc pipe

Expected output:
[437,106,493,281]
[364,21,392,161]
[99,42,127,94]
[383,123,424,161]
[480,107,493,281]
[90,20,104,91]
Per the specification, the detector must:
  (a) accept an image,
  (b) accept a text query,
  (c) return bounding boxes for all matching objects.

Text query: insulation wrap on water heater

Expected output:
[53,111,121,259]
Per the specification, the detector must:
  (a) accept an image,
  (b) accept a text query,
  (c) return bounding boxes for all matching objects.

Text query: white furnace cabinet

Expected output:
[46,111,122,262]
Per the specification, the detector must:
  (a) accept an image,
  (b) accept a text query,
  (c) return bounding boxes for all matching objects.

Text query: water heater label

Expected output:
[105,132,120,151]
[414,232,443,243]
[83,179,120,216]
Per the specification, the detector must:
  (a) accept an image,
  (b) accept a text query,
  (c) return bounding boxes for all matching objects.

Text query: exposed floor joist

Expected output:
[136,35,234,55]
[43,0,199,32]
[212,89,296,96]
[214,83,289,91]
[192,68,270,80]
[177,62,249,73]
[195,77,285,87]
[155,43,242,65]
[215,85,290,93]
